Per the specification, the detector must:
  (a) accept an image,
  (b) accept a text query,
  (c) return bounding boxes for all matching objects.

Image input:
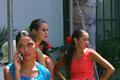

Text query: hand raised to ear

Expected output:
[35,42,40,48]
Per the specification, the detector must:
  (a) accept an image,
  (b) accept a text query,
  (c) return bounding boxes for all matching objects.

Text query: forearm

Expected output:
[36,48,46,67]
[100,68,115,80]
[15,71,20,80]
[55,55,66,80]
[56,72,66,80]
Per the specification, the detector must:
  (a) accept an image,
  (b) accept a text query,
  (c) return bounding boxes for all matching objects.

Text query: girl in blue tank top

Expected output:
[7,62,50,80]
[4,30,50,80]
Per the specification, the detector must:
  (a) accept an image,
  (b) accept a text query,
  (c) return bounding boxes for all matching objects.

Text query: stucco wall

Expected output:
[0,0,63,47]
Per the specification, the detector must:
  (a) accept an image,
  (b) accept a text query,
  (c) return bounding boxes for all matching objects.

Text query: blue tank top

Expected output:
[7,62,50,80]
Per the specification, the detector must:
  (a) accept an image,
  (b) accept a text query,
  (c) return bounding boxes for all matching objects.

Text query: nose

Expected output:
[24,47,29,52]
[86,41,89,46]
[45,30,48,35]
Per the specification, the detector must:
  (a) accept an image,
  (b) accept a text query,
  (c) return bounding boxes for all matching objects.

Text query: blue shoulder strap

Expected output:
[36,62,51,80]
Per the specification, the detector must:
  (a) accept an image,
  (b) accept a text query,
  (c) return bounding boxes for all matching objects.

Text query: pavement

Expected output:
[0,64,4,80]
[0,56,8,80]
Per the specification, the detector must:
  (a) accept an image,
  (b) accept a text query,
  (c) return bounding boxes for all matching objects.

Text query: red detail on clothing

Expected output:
[47,42,51,50]
[34,52,37,61]
[70,49,95,80]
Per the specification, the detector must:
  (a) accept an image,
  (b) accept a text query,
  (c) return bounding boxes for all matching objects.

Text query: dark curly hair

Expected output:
[40,40,50,56]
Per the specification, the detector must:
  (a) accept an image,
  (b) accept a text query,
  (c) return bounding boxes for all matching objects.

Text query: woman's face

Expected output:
[36,23,48,41]
[76,31,89,49]
[17,36,36,60]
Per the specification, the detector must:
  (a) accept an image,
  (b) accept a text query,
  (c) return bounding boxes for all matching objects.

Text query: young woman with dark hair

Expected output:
[55,29,115,80]
[29,19,54,80]
[4,30,50,80]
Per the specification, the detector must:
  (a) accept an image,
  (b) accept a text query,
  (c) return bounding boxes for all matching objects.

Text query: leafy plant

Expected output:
[0,27,9,48]
[0,26,18,60]
[96,39,120,60]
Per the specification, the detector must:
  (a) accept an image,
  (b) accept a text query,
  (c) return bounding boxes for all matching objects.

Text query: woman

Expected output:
[55,29,115,80]
[4,30,50,80]
[29,19,54,80]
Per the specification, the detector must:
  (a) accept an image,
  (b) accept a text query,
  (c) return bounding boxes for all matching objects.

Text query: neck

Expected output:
[77,49,83,55]
[22,60,36,69]
[36,38,42,44]
[76,46,84,57]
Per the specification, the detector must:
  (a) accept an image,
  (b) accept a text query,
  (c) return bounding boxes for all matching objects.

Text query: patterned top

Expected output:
[7,62,50,80]
[70,49,95,80]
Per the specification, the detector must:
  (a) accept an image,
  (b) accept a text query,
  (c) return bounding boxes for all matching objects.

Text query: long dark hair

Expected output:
[64,29,83,79]
[29,19,50,56]
[40,40,50,56]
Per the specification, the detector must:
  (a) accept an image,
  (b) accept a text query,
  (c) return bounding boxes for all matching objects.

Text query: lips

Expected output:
[24,52,31,56]
[45,36,48,38]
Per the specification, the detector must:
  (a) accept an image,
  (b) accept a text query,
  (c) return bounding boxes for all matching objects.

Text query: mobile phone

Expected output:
[18,53,23,61]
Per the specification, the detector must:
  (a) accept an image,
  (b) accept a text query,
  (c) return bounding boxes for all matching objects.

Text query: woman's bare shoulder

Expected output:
[4,65,11,80]
[43,54,53,63]
[85,48,100,60]
[4,65,9,73]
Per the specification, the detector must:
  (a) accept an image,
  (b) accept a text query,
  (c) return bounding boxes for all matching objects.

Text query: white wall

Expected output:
[0,0,7,26]
[0,0,63,47]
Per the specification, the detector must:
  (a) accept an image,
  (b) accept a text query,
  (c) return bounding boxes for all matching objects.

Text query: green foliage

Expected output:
[96,40,120,60]
[0,26,18,61]
[0,27,9,48]
[24,25,30,31]
[0,26,18,48]
[49,46,63,64]
[49,46,69,80]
